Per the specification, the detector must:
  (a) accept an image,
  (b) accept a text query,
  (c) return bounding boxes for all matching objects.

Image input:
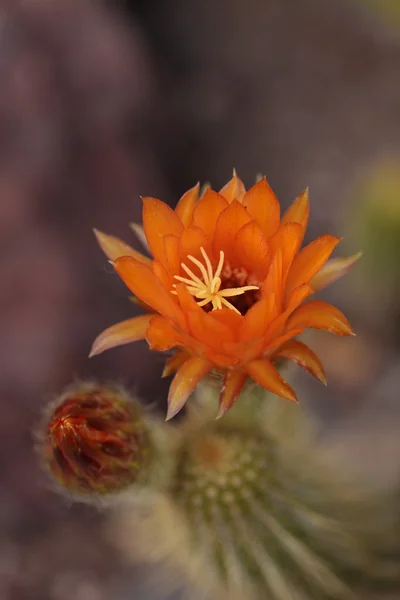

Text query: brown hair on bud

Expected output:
[39,383,151,496]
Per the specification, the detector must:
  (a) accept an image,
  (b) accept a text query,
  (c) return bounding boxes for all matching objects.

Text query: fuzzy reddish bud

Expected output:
[41,384,150,496]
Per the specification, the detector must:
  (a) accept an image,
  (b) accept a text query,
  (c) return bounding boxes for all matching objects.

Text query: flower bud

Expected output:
[40,383,151,496]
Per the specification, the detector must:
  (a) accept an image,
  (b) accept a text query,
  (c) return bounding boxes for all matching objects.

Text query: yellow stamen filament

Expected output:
[171,247,259,315]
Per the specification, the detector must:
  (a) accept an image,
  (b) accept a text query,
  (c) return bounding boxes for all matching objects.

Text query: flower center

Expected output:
[171,247,259,315]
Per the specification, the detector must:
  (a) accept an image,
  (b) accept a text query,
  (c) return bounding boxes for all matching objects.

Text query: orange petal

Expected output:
[192,189,228,237]
[89,314,152,357]
[203,350,236,368]
[281,188,309,244]
[163,234,180,275]
[268,222,303,278]
[113,256,185,328]
[286,283,314,314]
[162,351,190,378]
[213,200,253,259]
[263,283,312,345]
[178,226,210,264]
[219,169,246,203]
[93,229,151,265]
[167,356,213,420]
[261,249,283,308]
[243,178,280,239]
[210,307,243,331]
[240,295,278,341]
[264,327,303,353]
[272,340,326,385]
[146,315,182,351]
[152,260,173,290]
[286,234,341,296]
[286,300,354,336]
[233,220,270,279]
[142,197,183,264]
[245,359,298,402]
[310,252,362,292]
[175,183,200,227]
[175,282,201,313]
[222,336,265,364]
[217,369,247,418]
[186,309,235,348]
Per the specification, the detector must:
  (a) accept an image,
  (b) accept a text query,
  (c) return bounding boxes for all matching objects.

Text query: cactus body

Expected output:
[117,388,399,600]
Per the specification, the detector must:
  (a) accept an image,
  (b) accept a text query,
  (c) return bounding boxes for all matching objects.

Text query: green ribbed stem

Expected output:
[169,421,399,600]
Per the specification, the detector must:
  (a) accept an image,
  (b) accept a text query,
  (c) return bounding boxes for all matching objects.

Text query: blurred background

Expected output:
[0,0,400,598]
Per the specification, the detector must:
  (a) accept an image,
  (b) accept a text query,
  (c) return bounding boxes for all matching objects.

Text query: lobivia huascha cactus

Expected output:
[106,382,400,600]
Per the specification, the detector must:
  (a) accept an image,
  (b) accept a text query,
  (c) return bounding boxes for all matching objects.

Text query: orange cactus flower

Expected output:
[90,172,360,420]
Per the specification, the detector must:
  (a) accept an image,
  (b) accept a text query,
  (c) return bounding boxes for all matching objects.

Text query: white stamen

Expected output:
[171,247,259,314]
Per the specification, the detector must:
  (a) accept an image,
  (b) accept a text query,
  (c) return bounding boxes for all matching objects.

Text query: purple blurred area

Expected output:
[0,0,399,598]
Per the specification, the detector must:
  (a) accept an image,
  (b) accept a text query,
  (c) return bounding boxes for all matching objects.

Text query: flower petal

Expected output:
[142,197,183,264]
[192,189,228,237]
[186,309,235,348]
[245,359,298,402]
[203,350,237,368]
[263,283,312,345]
[240,295,278,341]
[286,234,341,296]
[163,234,180,275]
[113,256,185,328]
[261,249,283,308]
[233,220,270,279]
[219,169,246,203]
[162,351,190,378]
[264,328,303,353]
[167,356,213,420]
[310,252,363,292]
[217,369,247,418]
[212,200,253,259]
[222,336,265,364]
[175,183,200,227]
[268,222,303,278]
[175,282,201,313]
[152,260,173,290]
[178,226,211,265]
[272,340,327,385]
[89,314,153,357]
[286,283,314,314]
[281,188,309,244]
[146,315,182,351]
[209,307,243,330]
[93,229,151,265]
[243,178,280,239]
[286,300,354,336]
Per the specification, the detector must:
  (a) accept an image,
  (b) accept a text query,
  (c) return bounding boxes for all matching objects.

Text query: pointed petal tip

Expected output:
[88,346,97,359]
[92,227,104,246]
[88,338,106,358]
[335,321,355,336]
[286,388,299,403]
[165,403,183,421]
[215,407,227,420]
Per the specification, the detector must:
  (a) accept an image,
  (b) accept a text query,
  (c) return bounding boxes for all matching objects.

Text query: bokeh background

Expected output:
[0,1,399,598]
